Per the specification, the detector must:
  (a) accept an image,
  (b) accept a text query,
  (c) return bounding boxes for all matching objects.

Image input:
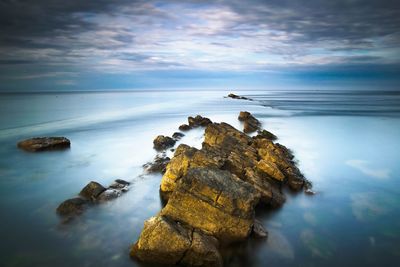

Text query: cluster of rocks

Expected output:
[17,137,71,152]
[131,112,310,266]
[56,179,130,219]
[144,115,213,174]
[226,93,253,101]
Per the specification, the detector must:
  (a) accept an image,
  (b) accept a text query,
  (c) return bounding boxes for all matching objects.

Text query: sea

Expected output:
[0,89,399,267]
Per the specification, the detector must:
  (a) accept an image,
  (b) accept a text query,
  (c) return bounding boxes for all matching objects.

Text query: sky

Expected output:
[0,0,399,91]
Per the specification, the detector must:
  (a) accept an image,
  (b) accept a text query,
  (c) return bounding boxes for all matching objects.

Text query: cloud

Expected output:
[346,159,390,179]
[0,0,399,88]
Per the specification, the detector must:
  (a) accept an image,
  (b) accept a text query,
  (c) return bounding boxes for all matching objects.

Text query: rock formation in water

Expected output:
[17,137,70,152]
[56,179,130,219]
[226,93,253,101]
[131,112,309,266]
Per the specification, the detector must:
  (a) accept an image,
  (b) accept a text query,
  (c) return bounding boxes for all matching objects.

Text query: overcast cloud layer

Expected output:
[0,0,399,90]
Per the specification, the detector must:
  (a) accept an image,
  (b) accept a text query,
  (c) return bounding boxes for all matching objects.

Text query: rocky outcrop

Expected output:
[226,93,252,101]
[153,135,176,150]
[161,168,259,242]
[57,179,130,219]
[238,111,261,133]
[132,112,309,266]
[17,137,70,152]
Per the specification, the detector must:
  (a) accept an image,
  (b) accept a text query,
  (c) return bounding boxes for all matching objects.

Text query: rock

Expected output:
[17,137,70,152]
[227,93,252,101]
[188,115,212,127]
[252,219,268,238]
[179,124,192,131]
[56,197,88,216]
[238,111,252,121]
[153,135,176,150]
[161,168,260,242]
[256,160,285,182]
[114,179,130,185]
[143,154,170,173]
[134,113,308,266]
[255,129,277,141]
[131,215,222,267]
[181,230,223,267]
[97,189,121,202]
[172,132,185,140]
[79,181,106,201]
[238,111,261,133]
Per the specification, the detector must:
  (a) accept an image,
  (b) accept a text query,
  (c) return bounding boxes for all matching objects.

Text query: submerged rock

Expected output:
[172,132,185,140]
[252,219,268,238]
[143,153,170,173]
[179,124,192,131]
[153,135,176,150]
[56,197,88,216]
[79,181,106,201]
[57,179,130,219]
[17,137,70,152]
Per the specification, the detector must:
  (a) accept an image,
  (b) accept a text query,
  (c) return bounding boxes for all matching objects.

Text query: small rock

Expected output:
[79,181,106,201]
[178,124,192,131]
[188,115,212,127]
[56,197,88,216]
[227,93,252,100]
[153,135,176,150]
[172,132,185,140]
[255,130,277,141]
[115,179,130,185]
[305,189,316,195]
[238,111,261,133]
[143,154,170,173]
[17,137,70,152]
[97,189,121,202]
[252,219,268,238]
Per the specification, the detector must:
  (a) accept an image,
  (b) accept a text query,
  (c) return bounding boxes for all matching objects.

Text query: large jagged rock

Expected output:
[135,113,308,266]
[131,215,222,267]
[161,168,260,242]
[17,137,70,152]
[153,135,176,150]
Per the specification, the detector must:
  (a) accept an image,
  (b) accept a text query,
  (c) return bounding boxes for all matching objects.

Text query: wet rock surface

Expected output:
[143,153,170,173]
[17,137,70,152]
[57,179,130,219]
[132,112,310,266]
[153,135,176,150]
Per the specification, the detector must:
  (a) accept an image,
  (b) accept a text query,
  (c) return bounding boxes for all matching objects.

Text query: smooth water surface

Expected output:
[0,90,399,267]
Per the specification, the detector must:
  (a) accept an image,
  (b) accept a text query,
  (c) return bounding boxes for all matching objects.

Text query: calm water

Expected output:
[0,90,399,267]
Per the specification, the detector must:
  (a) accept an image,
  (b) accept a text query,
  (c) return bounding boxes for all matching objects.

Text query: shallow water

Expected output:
[0,90,399,267]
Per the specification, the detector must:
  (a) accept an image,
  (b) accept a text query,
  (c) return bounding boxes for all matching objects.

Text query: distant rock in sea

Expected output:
[226,93,253,101]
[17,137,70,152]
